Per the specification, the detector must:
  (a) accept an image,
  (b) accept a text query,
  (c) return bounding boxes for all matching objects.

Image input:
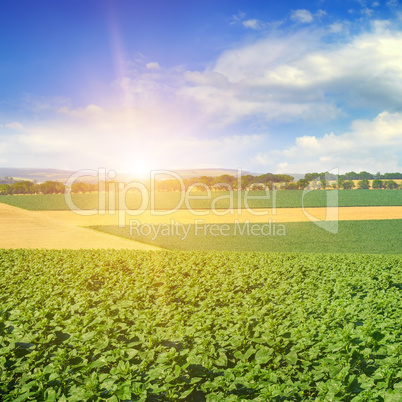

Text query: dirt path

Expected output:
[38,206,402,226]
[1,204,400,249]
[0,203,160,250]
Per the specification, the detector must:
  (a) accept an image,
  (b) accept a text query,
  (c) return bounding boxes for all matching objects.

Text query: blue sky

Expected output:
[1,0,402,175]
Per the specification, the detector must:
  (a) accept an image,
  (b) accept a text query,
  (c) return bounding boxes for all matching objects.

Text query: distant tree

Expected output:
[216,175,235,185]
[342,171,358,180]
[320,178,327,189]
[325,172,338,181]
[382,172,402,180]
[0,183,10,195]
[212,175,233,190]
[198,176,214,189]
[39,181,66,194]
[248,183,266,191]
[342,180,355,190]
[71,182,95,193]
[384,180,399,190]
[257,173,276,183]
[304,172,320,181]
[274,174,294,183]
[10,181,36,194]
[357,179,370,190]
[358,171,374,180]
[372,179,384,189]
[297,178,310,189]
[240,175,255,190]
[285,182,299,190]
[336,178,344,189]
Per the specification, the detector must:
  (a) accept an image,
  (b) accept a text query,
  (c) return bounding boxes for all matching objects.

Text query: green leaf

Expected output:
[81,331,96,341]
[215,352,227,367]
[255,347,272,365]
[285,351,298,365]
[179,388,195,399]
[49,372,59,381]
[45,388,57,401]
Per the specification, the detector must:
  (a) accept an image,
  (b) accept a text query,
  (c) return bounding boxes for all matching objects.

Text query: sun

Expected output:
[129,159,155,179]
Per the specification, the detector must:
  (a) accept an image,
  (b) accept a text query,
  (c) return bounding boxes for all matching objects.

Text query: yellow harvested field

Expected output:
[1,203,401,249]
[350,179,402,185]
[0,203,160,250]
[38,206,402,226]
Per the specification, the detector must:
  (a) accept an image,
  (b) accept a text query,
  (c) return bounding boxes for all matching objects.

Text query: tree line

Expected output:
[0,171,400,195]
[326,178,399,190]
[0,180,98,195]
[0,180,66,195]
[304,171,402,181]
[155,173,295,192]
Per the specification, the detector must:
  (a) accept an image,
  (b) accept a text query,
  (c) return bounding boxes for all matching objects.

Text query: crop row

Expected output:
[92,219,402,255]
[0,189,401,211]
[0,250,401,400]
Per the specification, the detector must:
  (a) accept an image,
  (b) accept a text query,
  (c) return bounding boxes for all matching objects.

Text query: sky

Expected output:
[1,0,402,175]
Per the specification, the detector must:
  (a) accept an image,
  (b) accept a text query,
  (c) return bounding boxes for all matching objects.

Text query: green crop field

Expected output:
[91,219,402,255]
[0,189,401,211]
[0,250,401,400]
[0,193,100,211]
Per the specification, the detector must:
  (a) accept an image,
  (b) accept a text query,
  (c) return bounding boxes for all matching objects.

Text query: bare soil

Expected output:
[1,204,400,249]
[38,206,402,226]
[0,203,160,250]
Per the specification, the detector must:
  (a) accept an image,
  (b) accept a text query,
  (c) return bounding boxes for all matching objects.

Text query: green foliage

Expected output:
[381,172,402,180]
[342,171,373,180]
[0,180,67,195]
[304,172,338,181]
[357,179,370,190]
[1,190,401,211]
[39,181,66,194]
[384,180,399,190]
[372,180,384,189]
[342,180,355,190]
[71,181,98,193]
[9,180,37,194]
[0,183,10,195]
[93,220,402,254]
[297,178,310,189]
[0,250,401,400]
[303,171,402,181]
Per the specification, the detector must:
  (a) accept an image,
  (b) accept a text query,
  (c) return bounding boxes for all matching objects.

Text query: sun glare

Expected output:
[130,162,154,179]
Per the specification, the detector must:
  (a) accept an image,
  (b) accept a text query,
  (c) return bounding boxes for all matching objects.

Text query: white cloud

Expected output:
[230,11,247,25]
[57,104,103,118]
[157,134,264,169]
[387,0,399,8]
[328,22,347,34]
[253,111,402,173]
[361,7,374,16]
[242,19,261,29]
[6,17,402,174]
[290,9,314,23]
[315,10,327,19]
[181,23,402,128]
[145,62,162,71]
[21,95,69,113]
[5,122,24,130]
[0,103,264,171]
